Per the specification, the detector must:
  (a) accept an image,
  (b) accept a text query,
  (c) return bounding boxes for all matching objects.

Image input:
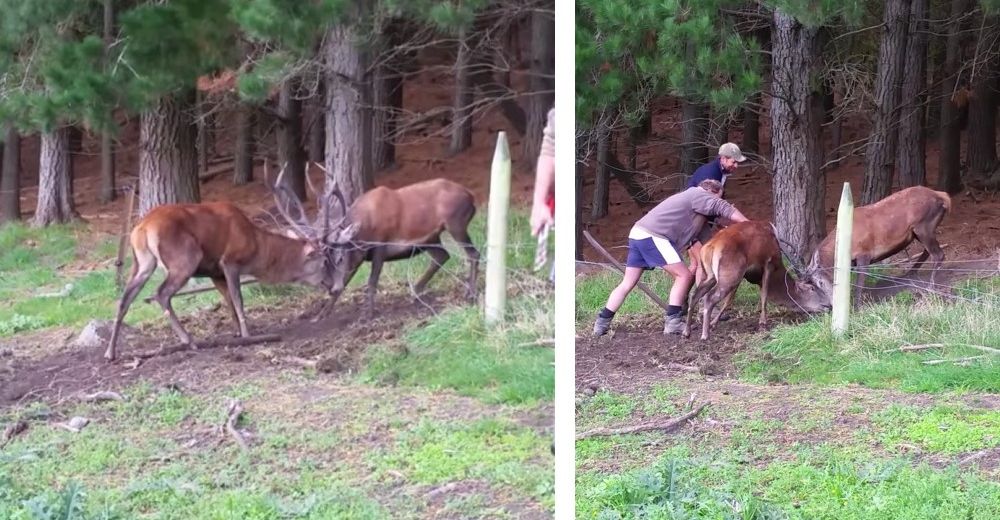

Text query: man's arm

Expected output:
[530,109,556,236]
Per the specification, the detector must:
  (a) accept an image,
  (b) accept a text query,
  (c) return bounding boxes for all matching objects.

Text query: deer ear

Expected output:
[284,229,299,239]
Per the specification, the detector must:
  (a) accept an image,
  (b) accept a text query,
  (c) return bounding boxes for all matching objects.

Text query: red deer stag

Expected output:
[800,186,951,304]
[105,181,336,361]
[683,221,830,341]
[301,171,480,318]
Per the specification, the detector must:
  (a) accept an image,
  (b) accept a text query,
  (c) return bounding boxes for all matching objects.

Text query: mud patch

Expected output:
[0,292,457,407]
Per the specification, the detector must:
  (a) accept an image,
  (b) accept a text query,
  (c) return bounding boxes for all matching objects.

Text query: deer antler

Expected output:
[268,162,315,240]
[770,222,807,276]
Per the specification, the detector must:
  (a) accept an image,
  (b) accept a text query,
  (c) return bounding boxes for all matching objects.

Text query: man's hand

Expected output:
[530,202,554,236]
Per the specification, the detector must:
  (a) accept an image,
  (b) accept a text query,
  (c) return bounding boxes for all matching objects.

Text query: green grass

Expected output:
[577,445,1000,519]
[739,279,1000,392]
[874,404,1000,455]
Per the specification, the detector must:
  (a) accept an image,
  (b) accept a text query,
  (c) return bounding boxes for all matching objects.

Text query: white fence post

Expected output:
[484,132,511,325]
[831,182,854,338]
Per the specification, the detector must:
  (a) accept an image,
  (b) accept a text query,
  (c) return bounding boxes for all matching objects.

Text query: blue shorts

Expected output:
[625,230,682,270]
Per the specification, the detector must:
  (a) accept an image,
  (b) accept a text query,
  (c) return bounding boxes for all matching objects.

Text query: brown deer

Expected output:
[683,221,830,341]
[314,176,481,318]
[800,186,951,304]
[105,179,336,361]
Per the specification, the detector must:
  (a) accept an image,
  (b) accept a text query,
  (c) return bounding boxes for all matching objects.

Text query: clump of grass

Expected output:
[874,404,1000,455]
[739,279,1000,393]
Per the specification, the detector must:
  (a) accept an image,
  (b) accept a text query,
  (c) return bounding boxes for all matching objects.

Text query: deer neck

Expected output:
[250,231,309,283]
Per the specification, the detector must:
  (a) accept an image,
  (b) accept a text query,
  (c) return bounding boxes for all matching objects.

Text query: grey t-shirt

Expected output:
[633,187,737,248]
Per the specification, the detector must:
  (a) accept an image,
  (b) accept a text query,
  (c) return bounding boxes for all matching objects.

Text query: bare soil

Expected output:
[0,291,454,407]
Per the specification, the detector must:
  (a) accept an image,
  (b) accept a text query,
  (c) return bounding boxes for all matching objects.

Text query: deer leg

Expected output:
[414,244,450,294]
[757,261,773,330]
[854,256,870,308]
[701,288,725,341]
[683,277,716,339]
[366,247,386,319]
[219,263,250,337]
[152,238,201,347]
[106,252,157,361]
[211,277,241,336]
[711,290,737,327]
[448,226,480,301]
[913,227,946,286]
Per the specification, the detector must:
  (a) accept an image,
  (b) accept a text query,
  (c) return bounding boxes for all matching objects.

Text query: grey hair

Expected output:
[698,179,723,194]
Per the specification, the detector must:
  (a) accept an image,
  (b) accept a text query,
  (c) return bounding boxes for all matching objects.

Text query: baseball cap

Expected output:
[718,142,747,162]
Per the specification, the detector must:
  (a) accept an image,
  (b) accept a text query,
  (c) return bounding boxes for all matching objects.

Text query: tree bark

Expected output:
[591,124,611,220]
[469,17,527,136]
[522,8,555,164]
[139,92,200,217]
[233,102,255,185]
[196,90,214,174]
[966,15,999,175]
[680,99,709,187]
[770,9,826,263]
[742,93,760,155]
[0,125,20,223]
[862,0,910,204]
[325,10,373,208]
[450,27,474,155]
[32,127,78,226]
[937,0,967,195]
[99,0,116,203]
[896,0,929,188]
[308,81,326,164]
[277,78,306,201]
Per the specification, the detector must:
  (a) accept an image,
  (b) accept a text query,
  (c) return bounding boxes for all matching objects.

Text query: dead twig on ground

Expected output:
[517,338,555,348]
[224,399,249,452]
[898,343,1000,355]
[79,390,124,402]
[922,355,989,366]
[667,362,701,373]
[145,278,258,302]
[132,334,281,360]
[576,403,709,440]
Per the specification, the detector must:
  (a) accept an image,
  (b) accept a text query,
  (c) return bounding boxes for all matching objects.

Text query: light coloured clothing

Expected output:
[540,108,555,158]
[633,187,737,249]
[627,226,681,265]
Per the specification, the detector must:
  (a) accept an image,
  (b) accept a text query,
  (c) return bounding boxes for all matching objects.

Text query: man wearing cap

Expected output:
[592,179,750,337]
[687,142,748,191]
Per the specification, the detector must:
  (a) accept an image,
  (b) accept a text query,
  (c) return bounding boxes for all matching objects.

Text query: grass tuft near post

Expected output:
[832,182,854,338]
[485,131,511,325]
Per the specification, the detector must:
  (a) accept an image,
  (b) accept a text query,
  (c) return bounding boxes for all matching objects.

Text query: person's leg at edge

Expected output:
[593,266,644,336]
[663,261,694,334]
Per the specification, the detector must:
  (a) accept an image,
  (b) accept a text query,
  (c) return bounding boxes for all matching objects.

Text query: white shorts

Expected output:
[627,226,682,266]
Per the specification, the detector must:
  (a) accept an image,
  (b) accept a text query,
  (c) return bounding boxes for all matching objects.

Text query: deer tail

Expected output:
[709,245,723,281]
[937,191,952,214]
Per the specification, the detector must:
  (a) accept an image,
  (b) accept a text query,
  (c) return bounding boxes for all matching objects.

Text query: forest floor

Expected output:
[0,62,556,518]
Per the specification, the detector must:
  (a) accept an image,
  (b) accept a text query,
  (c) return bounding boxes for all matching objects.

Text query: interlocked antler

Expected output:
[265,161,315,240]
[770,222,809,277]
[311,162,350,243]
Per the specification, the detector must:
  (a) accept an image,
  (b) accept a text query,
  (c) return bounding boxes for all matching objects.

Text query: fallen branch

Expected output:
[898,343,1000,356]
[224,399,249,452]
[79,391,125,403]
[280,356,318,369]
[145,278,259,302]
[576,403,709,440]
[667,362,701,373]
[132,334,282,360]
[518,338,555,348]
[922,355,989,366]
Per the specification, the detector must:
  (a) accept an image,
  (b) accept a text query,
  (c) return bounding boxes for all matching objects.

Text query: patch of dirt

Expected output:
[0,291,457,407]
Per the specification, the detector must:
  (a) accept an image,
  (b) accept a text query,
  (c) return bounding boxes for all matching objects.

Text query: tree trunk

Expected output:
[32,127,78,226]
[862,0,910,204]
[576,147,584,261]
[139,93,199,217]
[372,60,402,171]
[522,8,555,164]
[936,0,967,195]
[742,93,760,155]
[591,124,611,220]
[770,9,826,263]
[277,79,306,201]
[966,16,999,175]
[308,81,326,164]
[470,19,527,136]
[233,102,255,185]
[325,12,373,207]
[896,0,929,188]
[99,0,116,203]
[0,125,20,223]
[450,28,474,155]
[196,90,214,174]
[680,99,709,186]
